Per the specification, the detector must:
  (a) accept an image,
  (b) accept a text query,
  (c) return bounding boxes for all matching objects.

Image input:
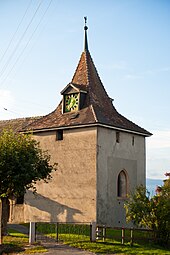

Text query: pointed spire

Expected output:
[84,16,88,52]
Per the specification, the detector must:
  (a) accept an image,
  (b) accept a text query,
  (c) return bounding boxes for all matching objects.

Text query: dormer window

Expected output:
[61,83,87,114]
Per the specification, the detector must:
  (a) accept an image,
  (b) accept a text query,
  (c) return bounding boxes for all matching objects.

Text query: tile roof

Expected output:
[0,27,151,137]
[23,103,97,131]
[24,50,151,136]
[0,116,41,133]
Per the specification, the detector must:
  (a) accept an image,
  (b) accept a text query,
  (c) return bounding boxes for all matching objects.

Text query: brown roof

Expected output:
[0,116,41,133]
[0,28,151,137]
[25,49,151,136]
[23,103,96,131]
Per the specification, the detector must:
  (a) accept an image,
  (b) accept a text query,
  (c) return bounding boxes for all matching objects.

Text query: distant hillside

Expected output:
[146,178,163,196]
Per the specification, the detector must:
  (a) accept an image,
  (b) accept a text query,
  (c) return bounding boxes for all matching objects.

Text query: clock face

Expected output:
[65,93,79,112]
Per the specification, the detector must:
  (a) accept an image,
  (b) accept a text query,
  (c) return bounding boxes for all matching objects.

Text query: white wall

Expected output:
[97,126,146,227]
[24,127,97,223]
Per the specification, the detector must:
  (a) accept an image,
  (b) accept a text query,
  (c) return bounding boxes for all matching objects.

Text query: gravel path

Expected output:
[7,224,96,255]
[32,242,96,255]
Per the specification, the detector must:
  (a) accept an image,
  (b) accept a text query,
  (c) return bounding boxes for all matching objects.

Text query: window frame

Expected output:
[116,131,120,143]
[117,170,128,199]
[132,135,135,146]
[56,130,63,141]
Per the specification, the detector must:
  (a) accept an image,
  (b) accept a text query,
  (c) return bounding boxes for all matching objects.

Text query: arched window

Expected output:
[117,170,127,197]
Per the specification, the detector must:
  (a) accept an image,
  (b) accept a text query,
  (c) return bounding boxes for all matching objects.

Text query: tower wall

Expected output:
[24,127,97,223]
[96,126,146,227]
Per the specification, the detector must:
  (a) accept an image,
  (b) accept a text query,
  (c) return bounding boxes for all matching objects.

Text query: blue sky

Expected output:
[0,0,170,180]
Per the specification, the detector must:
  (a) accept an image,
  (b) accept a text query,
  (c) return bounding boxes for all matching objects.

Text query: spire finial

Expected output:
[84,16,88,30]
[84,16,88,51]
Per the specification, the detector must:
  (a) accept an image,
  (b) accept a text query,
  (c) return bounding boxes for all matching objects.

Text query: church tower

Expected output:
[20,18,151,227]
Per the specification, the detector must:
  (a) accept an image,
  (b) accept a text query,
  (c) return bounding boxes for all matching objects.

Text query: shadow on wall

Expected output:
[24,190,82,222]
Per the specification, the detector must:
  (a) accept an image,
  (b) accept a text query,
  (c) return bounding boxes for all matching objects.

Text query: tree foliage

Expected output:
[0,129,57,198]
[124,182,170,245]
[0,129,57,237]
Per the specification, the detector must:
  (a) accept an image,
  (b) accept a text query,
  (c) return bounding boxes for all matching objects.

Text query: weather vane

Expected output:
[84,16,88,30]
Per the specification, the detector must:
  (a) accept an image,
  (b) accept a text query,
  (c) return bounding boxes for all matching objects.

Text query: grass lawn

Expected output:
[66,240,170,254]
[1,226,170,254]
[34,223,170,254]
[0,229,47,254]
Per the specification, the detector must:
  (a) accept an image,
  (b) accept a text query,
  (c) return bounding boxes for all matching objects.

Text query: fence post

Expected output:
[121,227,125,245]
[130,228,134,246]
[29,222,36,245]
[102,226,106,242]
[0,199,2,245]
[90,221,96,242]
[56,222,59,242]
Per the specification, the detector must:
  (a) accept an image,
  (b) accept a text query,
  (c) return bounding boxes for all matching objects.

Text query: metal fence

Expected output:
[35,222,91,243]
[96,225,158,245]
[32,222,168,246]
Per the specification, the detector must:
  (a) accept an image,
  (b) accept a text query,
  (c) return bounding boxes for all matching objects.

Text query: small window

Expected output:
[116,131,120,143]
[56,130,63,141]
[132,136,135,146]
[117,170,127,197]
[16,195,24,204]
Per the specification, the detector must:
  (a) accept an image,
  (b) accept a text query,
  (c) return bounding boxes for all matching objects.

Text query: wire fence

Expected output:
[33,222,169,246]
[35,222,91,243]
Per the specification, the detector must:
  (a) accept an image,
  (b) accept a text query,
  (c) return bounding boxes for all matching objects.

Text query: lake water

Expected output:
[146,178,163,196]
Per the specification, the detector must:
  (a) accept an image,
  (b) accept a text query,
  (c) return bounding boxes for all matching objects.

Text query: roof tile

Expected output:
[0,32,151,137]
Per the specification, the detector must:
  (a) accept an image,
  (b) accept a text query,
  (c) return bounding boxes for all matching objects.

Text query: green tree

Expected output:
[0,129,57,239]
[124,181,170,245]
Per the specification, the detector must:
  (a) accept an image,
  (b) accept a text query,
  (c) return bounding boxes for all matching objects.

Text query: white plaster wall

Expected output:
[96,126,146,227]
[9,204,24,223]
[24,127,97,223]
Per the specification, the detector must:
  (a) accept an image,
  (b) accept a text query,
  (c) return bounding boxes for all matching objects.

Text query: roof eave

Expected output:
[22,122,152,137]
